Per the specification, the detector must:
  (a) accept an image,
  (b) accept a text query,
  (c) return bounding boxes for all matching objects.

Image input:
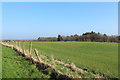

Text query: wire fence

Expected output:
[0,41,106,79]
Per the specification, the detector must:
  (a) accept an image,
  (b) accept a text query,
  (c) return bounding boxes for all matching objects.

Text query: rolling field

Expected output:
[11,41,118,78]
[2,45,50,78]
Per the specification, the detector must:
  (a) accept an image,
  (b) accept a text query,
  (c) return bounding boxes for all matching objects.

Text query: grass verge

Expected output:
[2,45,50,78]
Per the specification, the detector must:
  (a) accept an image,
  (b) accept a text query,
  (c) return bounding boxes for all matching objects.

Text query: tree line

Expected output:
[38,31,119,42]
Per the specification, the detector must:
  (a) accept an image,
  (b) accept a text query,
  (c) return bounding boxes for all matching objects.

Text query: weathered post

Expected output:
[29,42,32,58]
[18,41,20,47]
[22,41,25,54]
[15,41,17,47]
[34,49,41,62]
[18,41,20,51]
[29,42,32,54]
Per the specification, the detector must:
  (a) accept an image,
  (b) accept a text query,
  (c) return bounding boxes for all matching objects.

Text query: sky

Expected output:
[2,2,118,40]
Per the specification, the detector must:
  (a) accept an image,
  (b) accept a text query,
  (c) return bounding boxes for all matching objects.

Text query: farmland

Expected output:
[8,41,118,78]
[2,45,50,78]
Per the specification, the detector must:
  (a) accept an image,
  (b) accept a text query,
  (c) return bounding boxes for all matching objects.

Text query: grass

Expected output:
[0,45,2,79]
[12,41,118,78]
[8,41,118,78]
[2,45,50,78]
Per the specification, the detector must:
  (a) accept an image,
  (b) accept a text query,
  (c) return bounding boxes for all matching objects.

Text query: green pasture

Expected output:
[9,42,118,78]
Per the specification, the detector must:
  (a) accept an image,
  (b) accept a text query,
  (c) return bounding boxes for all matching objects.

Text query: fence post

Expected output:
[34,49,41,62]
[15,41,17,47]
[18,42,21,51]
[29,42,32,54]
[18,41,20,47]
[51,55,56,67]
[18,42,20,47]
[22,41,25,54]
[29,42,32,58]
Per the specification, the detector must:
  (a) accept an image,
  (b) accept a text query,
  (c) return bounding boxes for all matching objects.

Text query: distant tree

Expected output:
[118,36,120,43]
[38,37,41,40]
[98,32,100,35]
[37,31,118,42]
[91,31,95,34]
[57,35,63,41]
[103,34,107,36]
[74,34,78,36]
[70,35,74,37]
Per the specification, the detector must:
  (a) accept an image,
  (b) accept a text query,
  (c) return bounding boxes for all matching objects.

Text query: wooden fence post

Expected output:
[15,41,17,47]
[18,42,20,48]
[34,49,41,62]
[29,42,32,54]
[22,41,25,54]
[51,55,56,67]
[18,42,20,51]
[29,42,32,58]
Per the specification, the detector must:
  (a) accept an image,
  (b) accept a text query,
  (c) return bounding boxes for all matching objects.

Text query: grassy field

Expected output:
[2,45,50,78]
[11,41,118,78]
